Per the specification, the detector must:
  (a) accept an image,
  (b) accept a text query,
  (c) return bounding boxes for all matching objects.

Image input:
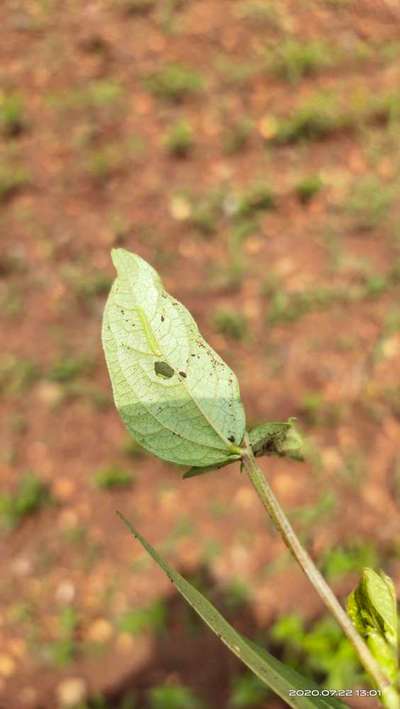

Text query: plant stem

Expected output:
[241,435,393,700]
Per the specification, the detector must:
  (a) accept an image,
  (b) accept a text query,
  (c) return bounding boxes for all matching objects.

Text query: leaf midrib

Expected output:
[120,276,239,453]
[107,305,235,457]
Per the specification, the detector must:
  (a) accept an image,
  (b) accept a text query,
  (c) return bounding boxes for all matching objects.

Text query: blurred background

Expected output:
[1,0,400,707]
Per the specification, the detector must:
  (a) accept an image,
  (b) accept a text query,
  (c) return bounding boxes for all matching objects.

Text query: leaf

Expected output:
[102,249,246,467]
[249,418,304,461]
[118,512,347,709]
[182,460,233,479]
[184,418,305,478]
[347,568,398,686]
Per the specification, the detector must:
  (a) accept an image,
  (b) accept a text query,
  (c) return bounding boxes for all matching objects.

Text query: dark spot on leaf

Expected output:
[161,315,165,322]
[179,371,187,378]
[154,361,174,379]
[228,435,235,443]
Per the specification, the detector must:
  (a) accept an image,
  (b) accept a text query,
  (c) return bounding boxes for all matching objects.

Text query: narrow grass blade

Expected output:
[118,512,347,709]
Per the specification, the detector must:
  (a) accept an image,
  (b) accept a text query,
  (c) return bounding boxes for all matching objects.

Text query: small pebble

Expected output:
[86,618,113,643]
[55,581,75,604]
[0,654,16,677]
[56,677,87,707]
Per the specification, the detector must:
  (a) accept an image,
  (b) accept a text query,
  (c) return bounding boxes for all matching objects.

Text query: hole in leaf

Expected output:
[154,361,174,379]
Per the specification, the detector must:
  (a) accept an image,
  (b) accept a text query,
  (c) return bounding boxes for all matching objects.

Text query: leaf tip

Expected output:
[111,247,130,272]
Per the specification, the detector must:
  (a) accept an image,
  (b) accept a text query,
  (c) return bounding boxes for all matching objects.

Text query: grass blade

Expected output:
[118,512,348,709]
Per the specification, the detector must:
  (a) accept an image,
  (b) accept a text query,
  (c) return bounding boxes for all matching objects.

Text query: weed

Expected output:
[223,117,253,155]
[337,451,367,486]
[299,391,325,426]
[0,473,51,531]
[48,380,111,410]
[0,249,28,276]
[93,465,135,490]
[201,539,222,562]
[270,94,345,144]
[10,413,28,434]
[148,683,203,709]
[122,435,146,458]
[380,41,400,63]
[265,88,400,145]
[363,273,389,297]
[0,92,26,136]
[231,218,258,244]
[209,499,229,519]
[63,524,88,546]
[0,355,40,395]
[213,309,248,340]
[291,491,336,529]
[223,578,251,610]
[190,191,224,236]
[47,355,94,383]
[211,260,246,294]
[235,184,276,217]
[236,1,284,28]
[261,273,282,298]
[321,543,378,582]
[63,266,112,302]
[163,119,194,157]
[270,614,364,689]
[143,64,204,102]
[0,281,24,317]
[229,672,270,707]
[83,143,127,183]
[117,599,167,635]
[46,606,79,666]
[369,90,400,125]
[266,40,334,83]
[49,79,124,112]
[295,174,324,204]
[159,0,186,34]
[215,56,260,87]
[345,176,393,231]
[323,0,352,6]
[264,270,400,326]
[266,286,344,326]
[117,0,155,14]
[0,161,30,202]
[162,515,195,551]
[83,693,137,709]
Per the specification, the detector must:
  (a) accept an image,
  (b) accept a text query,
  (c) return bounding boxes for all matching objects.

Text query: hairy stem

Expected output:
[241,435,395,703]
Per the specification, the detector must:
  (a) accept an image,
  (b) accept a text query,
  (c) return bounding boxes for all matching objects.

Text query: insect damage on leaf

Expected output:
[248,419,304,461]
[102,248,246,467]
[154,361,175,378]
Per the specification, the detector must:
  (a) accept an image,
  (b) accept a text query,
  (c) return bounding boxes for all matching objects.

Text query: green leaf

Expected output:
[347,568,398,686]
[248,418,304,461]
[118,512,347,709]
[183,459,234,479]
[102,249,245,467]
